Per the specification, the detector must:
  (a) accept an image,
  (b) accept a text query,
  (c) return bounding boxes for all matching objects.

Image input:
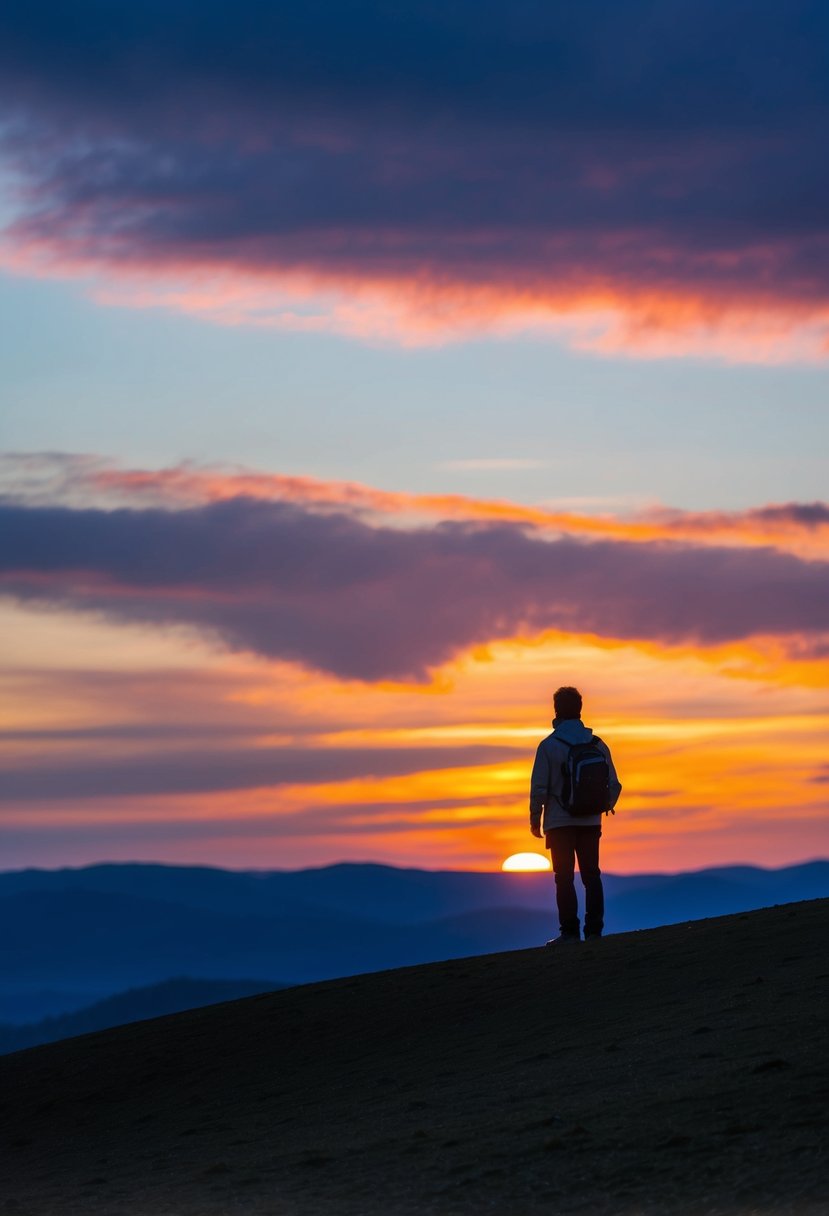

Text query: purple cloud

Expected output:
[751,504,829,527]
[1,497,827,680]
[2,2,829,345]
[0,742,516,802]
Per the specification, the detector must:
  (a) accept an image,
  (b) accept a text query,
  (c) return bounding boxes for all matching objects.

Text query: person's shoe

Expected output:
[583,933,603,942]
[545,933,580,946]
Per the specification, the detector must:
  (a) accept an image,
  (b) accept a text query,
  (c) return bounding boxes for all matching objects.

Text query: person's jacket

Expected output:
[529,718,622,832]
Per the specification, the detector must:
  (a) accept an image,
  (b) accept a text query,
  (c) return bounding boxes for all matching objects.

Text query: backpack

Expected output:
[556,735,611,817]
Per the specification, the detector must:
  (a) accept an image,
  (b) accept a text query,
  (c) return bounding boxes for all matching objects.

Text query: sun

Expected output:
[501,852,551,872]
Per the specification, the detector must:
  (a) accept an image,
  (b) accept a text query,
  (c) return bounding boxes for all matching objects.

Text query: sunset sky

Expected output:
[1,2,827,874]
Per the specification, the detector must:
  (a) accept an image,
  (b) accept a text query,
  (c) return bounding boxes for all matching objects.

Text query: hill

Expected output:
[0,977,284,1054]
[0,899,826,1215]
[1,859,826,1024]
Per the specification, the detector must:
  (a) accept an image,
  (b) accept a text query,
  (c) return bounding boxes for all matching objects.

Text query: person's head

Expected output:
[553,686,583,721]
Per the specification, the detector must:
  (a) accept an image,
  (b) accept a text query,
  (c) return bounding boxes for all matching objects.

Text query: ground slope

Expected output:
[1,900,826,1216]
[0,977,285,1055]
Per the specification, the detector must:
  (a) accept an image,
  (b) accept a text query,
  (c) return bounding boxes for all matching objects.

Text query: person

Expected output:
[529,686,621,944]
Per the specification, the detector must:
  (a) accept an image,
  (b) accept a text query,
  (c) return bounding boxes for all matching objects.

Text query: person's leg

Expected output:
[548,827,579,937]
[575,826,604,938]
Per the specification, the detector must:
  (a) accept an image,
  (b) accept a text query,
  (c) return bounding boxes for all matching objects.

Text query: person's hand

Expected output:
[530,823,543,839]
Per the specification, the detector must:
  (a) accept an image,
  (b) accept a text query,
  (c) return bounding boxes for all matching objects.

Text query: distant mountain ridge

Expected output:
[1,859,826,1029]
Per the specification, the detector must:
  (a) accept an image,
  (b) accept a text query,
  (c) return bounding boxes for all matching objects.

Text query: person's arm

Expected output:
[529,742,549,838]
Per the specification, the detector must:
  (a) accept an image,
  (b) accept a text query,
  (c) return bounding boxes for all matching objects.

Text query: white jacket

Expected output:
[529,718,622,832]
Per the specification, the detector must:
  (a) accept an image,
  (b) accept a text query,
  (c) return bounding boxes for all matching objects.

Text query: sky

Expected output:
[0,1,827,875]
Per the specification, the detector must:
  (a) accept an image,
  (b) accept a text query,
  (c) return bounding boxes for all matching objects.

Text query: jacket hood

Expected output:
[551,718,593,744]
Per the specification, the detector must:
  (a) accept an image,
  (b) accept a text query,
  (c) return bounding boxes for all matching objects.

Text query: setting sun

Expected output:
[501,853,551,872]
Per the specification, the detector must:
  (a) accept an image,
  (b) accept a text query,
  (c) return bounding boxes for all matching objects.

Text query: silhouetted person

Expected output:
[529,686,621,944]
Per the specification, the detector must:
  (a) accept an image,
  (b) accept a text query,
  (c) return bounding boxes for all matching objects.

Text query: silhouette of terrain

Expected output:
[1,860,826,1026]
[1,899,826,1215]
[0,977,283,1054]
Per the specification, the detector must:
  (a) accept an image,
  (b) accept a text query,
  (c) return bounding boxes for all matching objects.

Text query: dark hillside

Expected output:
[0,900,826,1215]
[0,977,284,1054]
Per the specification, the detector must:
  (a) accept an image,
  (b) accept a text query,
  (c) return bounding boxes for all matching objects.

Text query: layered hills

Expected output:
[1,899,826,1215]
[1,860,826,1029]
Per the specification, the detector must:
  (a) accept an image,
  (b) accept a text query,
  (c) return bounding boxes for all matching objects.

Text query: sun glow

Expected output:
[3,597,828,874]
[502,853,551,872]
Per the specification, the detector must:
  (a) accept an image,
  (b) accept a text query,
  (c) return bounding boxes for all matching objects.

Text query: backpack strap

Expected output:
[551,735,574,808]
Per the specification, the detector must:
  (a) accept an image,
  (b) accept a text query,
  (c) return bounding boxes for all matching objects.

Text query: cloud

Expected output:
[751,504,829,527]
[4,453,828,559]
[1,493,827,681]
[2,2,829,356]
[0,743,515,801]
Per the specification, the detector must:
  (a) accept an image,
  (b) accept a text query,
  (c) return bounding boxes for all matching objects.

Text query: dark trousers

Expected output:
[546,825,604,938]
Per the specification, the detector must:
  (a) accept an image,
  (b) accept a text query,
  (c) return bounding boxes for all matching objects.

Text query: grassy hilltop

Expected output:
[1,900,827,1215]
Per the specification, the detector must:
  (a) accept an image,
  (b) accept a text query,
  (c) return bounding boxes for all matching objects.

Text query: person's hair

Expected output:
[553,686,583,720]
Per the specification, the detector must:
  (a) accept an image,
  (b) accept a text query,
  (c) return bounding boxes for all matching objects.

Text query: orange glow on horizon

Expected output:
[2,599,827,875]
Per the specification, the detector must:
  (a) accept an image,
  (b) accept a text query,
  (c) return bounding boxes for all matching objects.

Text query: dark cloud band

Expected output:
[0,742,515,802]
[1,497,826,680]
[2,2,829,332]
